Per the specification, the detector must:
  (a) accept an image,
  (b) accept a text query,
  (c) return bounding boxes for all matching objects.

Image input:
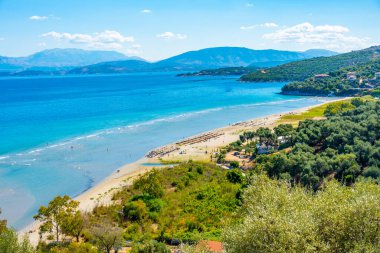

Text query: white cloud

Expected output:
[156,32,187,40]
[0,38,4,41]
[42,30,135,50]
[263,22,371,51]
[240,22,279,30]
[131,44,142,49]
[141,9,152,14]
[38,42,47,47]
[246,3,254,7]
[29,15,48,20]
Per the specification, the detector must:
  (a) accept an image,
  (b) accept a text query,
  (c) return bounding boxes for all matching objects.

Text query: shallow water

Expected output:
[0,72,332,229]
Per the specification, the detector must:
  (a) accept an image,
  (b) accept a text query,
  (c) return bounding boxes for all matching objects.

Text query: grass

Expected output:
[277,98,352,125]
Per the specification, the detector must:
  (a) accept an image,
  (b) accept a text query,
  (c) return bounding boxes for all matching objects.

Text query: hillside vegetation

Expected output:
[240,46,380,82]
[224,175,380,252]
[232,99,380,190]
[281,60,380,96]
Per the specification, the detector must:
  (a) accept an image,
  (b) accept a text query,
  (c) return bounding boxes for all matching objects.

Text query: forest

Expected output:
[281,60,380,96]
[240,45,380,82]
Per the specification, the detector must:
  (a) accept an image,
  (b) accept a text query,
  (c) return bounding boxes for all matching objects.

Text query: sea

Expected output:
[0,72,333,229]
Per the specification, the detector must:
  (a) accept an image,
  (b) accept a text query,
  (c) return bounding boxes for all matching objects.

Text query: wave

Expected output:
[0,156,10,160]
[0,97,320,163]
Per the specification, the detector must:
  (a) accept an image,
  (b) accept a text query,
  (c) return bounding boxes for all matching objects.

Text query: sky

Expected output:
[0,0,380,61]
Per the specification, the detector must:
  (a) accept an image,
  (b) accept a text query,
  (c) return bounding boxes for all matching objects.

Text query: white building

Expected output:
[347,72,357,81]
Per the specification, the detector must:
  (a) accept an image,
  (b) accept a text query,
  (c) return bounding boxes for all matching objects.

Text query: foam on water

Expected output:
[0,73,333,229]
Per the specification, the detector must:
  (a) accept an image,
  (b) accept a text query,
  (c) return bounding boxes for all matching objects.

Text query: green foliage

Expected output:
[223,175,380,253]
[131,240,170,253]
[38,242,97,253]
[324,101,355,116]
[109,162,243,242]
[0,228,35,253]
[123,200,148,221]
[61,212,84,242]
[255,100,380,189]
[90,221,123,253]
[33,195,80,242]
[229,161,239,169]
[226,170,243,184]
[133,170,164,198]
[363,166,380,180]
[281,60,380,96]
[0,209,7,235]
[273,124,293,137]
[241,46,380,82]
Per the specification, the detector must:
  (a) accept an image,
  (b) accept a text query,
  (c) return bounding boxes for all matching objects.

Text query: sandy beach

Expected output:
[20,97,348,245]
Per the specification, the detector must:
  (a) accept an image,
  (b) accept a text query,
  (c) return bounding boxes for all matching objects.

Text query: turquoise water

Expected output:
[0,72,331,229]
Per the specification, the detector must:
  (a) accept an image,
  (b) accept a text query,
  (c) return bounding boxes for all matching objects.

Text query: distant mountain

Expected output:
[241,46,380,82]
[68,60,152,75]
[0,48,144,71]
[155,47,338,70]
[68,47,338,75]
[301,49,337,58]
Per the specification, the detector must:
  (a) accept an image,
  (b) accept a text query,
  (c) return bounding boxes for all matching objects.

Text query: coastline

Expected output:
[19,97,349,245]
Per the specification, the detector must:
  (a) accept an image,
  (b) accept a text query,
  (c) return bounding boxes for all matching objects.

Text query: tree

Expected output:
[363,166,380,180]
[34,195,80,242]
[223,175,380,253]
[123,200,148,222]
[90,221,123,253]
[229,161,239,169]
[227,170,243,184]
[274,124,294,145]
[239,135,246,143]
[255,127,277,145]
[0,228,35,253]
[0,209,7,235]
[61,211,84,242]
[133,170,164,198]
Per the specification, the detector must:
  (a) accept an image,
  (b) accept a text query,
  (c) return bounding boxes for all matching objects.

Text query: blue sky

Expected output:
[0,0,379,61]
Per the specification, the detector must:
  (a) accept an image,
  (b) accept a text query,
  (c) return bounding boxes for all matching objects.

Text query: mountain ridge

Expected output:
[241,45,380,82]
[68,47,338,75]
[0,48,144,71]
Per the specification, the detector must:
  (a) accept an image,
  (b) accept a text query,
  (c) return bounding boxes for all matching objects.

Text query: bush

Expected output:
[131,240,171,253]
[363,166,380,179]
[226,170,243,184]
[123,200,148,221]
[133,170,164,198]
[223,175,380,253]
[0,228,35,253]
[229,161,239,169]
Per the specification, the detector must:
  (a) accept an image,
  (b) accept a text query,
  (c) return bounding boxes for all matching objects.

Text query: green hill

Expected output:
[281,60,380,96]
[240,46,380,82]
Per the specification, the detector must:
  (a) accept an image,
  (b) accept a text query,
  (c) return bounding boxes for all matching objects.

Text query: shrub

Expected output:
[223,175,380,253]
[226,170,243,184]
[131,240,170,253]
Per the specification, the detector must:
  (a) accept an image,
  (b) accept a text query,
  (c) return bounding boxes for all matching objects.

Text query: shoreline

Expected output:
[19,97,349,245]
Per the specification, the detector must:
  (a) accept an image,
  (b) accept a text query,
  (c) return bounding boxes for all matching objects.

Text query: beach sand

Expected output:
[20,98,348,245]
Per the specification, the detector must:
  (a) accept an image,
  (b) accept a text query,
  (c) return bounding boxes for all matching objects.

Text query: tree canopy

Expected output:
[223,175,380,253]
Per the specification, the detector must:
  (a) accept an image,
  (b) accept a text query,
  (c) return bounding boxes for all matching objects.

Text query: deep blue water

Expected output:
[0,72,331,229]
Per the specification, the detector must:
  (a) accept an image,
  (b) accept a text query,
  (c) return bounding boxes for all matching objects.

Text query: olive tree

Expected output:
[90,221,123,253]
[223,175,380,253]
[34,195,80,242]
